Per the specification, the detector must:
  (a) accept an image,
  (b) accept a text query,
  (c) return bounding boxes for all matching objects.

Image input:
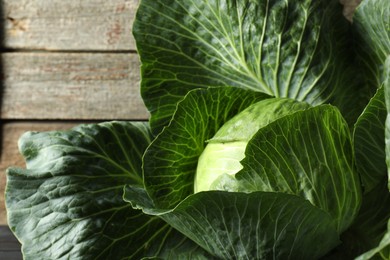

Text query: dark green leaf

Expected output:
[5,122,209,259]
[353,0,390,96]
[355,219,390,260]
[322,177,389,259]
[134,0,357,132]
[125,187,340,260]
[354,87,386,194]
[349,56,390,260]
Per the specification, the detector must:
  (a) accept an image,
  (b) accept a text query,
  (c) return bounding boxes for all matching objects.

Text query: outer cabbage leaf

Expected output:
[143,87,270,209]
[354,87,386,194]
[134,0,358,133]
[350,56,390,260]
[353,0,390,89]
[353,55,390,260]
[320,77,390,259]
[125,187,340,260]
[5,122,211,259]
[338,76,390,258]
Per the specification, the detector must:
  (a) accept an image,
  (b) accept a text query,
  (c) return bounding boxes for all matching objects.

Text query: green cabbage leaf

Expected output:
[6,122,213,259]
[134,0,360,133]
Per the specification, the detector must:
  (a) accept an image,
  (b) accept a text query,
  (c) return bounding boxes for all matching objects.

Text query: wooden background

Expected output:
[0,0,360,258]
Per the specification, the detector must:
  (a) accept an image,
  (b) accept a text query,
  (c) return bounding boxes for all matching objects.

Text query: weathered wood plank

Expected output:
[0,226,22,259]
[1,52,149,120]
[2,0,139,51]
[0,250,22,260]
[0,122,83,225]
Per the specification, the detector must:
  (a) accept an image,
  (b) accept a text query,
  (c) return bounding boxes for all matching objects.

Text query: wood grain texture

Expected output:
[0,122,81,225]
[2,0,139,51]
[0,226,22,259]
[1,52,149,120]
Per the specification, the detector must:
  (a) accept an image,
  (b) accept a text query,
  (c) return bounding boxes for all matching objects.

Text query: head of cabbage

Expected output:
[5,0,390,258]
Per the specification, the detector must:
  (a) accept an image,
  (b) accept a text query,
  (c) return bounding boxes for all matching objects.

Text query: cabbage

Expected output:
[5,0,390,259]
